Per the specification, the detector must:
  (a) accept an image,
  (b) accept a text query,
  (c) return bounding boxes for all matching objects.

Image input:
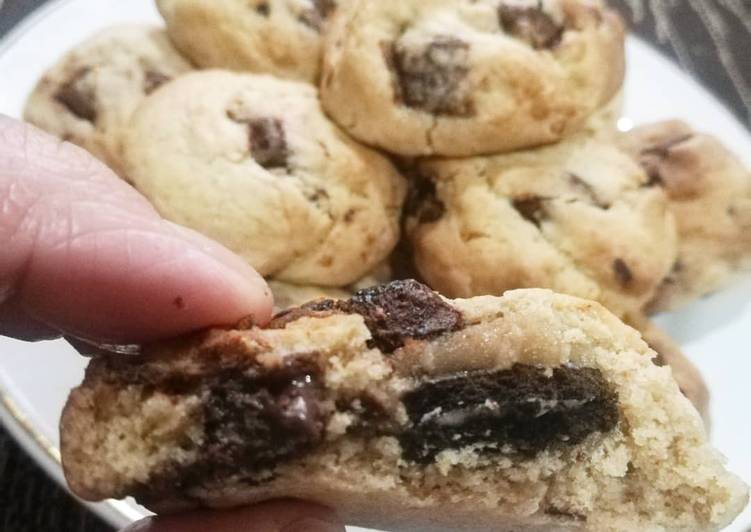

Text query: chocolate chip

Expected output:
[143,71,171,95]
[229,117,287,169]
[268,281,463,353]
[613,259,634,287]
[389,36,474,116]
[299,0,336,31]
[406,173,445,224]
[54,68,97,122]
[255,2,270,16]
[638,134,693,187]
[499,3,564,49]
[512,196,547,228]
[202,360,325,473]
[399,365,619,463]
[346,280,464,353]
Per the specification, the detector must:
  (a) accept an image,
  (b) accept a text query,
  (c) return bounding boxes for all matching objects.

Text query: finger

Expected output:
[0,297,60,341]
[0,115,273,344]
[120,500,345,532]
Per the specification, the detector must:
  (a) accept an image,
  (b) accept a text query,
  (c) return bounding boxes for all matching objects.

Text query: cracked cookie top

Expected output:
[121,70,406,287]
[320,0,625,157]
[405,134,678,318]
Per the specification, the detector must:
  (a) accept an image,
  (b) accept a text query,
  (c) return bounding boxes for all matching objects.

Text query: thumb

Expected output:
[0,115,273,343]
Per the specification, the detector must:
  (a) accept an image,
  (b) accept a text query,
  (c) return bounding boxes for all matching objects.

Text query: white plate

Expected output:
[1,0,750,530]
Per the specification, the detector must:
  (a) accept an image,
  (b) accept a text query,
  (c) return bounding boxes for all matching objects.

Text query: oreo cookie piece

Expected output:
[61,282,747,531]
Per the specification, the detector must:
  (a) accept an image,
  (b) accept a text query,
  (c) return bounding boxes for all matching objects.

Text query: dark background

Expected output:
[1,1,750,531]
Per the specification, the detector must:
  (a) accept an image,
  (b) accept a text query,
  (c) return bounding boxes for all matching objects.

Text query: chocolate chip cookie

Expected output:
[61,281,747,531]
[619,120,751,312]
[157,0,338,82]
[629,316,710,425]
[405,134,678,319]
[320,0,625,157]
[23,25,192,175]
[121,70,406,287]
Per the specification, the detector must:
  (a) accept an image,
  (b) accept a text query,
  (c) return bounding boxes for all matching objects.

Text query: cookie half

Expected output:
[23,25,192,175]
[405,134,678,319]
[320,0,625,156]
[61,281,746,531]
[157,0,337,82]
[619,120,751,312]
[121,70,406,286]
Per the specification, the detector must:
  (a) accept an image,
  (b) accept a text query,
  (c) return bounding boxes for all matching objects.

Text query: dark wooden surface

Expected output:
[0,1,750,531]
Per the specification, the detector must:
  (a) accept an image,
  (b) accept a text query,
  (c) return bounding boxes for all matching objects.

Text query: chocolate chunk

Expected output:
[55,69,97,122]
[512,196,547,228]
[613,259,634,287]
[406,173,445,224]
[255,2,270,16]
[299,0,336,31]
[499,4,564,49]
[346,280,464,353]
[389,36,474,116]
[400,364,619,463]
[568,173,608,208]
[268,281,463,353]
[638,134,692,187]
[202,360,325,473]
[248,118,288,169]
[143,71,171,95]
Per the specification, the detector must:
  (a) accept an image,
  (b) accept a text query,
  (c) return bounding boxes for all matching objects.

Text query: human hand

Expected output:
[0,114,272,343]
[0,116,344,531]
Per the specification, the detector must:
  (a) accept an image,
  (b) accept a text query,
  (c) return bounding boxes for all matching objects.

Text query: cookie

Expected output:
[121,70,406,287]
[61,281,747,531]
[23,25,192,175]
[157,0,338,83]
[629,317,710,425]
[320,0,625,157]
[619,120,751,312]
[405,135,678,319]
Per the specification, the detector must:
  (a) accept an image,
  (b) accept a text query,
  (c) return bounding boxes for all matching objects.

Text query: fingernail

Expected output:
[280,517,345,532]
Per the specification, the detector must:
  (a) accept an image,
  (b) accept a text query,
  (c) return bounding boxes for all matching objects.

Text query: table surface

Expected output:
[1,1,750,531]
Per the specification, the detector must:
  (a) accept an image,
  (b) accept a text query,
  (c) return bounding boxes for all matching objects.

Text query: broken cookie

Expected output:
[61,281,746,531]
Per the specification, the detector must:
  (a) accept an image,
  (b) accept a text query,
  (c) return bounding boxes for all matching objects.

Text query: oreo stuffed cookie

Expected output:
[61,281,747,531]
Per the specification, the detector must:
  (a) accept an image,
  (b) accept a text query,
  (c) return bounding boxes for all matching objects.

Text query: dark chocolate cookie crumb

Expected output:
[498,4,564,49]
[389,36,474,116]
[400,364,619,463]
[55,68,97,122]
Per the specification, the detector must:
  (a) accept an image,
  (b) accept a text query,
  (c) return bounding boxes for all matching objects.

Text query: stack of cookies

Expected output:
[24,0,751,530]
